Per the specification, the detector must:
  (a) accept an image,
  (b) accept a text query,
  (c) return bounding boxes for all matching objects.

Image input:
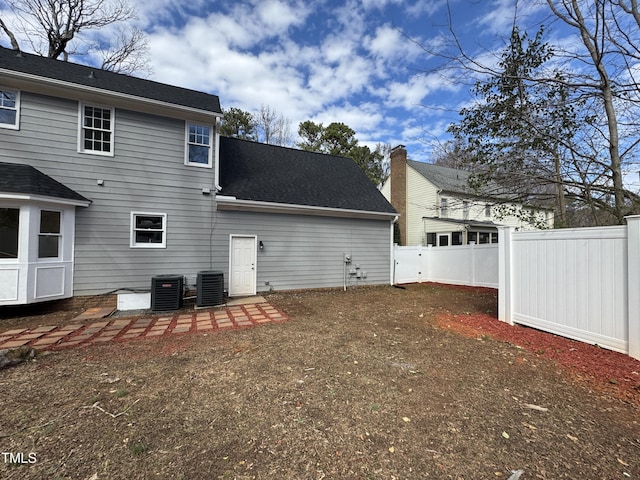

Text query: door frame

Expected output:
[228,234,257,297]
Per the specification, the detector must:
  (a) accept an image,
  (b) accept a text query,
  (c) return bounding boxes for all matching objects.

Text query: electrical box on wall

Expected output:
[344,254,351,264]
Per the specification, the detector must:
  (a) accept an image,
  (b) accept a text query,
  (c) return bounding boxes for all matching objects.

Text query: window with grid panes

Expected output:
[81,105,113,154]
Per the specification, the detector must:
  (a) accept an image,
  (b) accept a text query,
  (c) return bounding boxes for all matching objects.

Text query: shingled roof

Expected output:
[219,137,396,215]
[0,46,221,113]
[0,162,90,204]
[407,160,513,200]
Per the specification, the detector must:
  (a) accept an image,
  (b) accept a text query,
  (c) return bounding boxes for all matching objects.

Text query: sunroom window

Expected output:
[0,208,19,258]
[38,210,61,258]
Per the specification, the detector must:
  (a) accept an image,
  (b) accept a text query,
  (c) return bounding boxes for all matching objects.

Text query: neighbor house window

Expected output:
[426,232,436,246]
[485,203,491,217]
[38,210,61,258]
[186,123,212,167]
[130,212,167,248]
[463,201,469,220]
[468,232,478,244]
[0,88,19,129]
[0,208,19,259]
[440,198,448,217]
[438,234,449,246]
[452,231,463,245]
[79,104,114,154]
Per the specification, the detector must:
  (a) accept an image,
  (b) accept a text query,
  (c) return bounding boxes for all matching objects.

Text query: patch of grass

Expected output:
[116,389,129,398]
[130,441,146,456]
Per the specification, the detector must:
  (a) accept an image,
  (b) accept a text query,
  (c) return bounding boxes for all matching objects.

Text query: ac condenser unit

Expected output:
[151,275,183,311]
[197,270,224,307]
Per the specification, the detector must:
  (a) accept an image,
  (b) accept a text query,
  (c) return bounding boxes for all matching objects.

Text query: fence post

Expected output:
[469,241,476,287]
[498,226,514,325]
[626,215,640,360]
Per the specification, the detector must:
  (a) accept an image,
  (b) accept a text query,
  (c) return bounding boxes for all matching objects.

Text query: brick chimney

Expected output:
[390,145,407,245]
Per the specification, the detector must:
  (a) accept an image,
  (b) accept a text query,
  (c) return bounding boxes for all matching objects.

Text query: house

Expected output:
[381,145,552,246]
[0,46,397,306]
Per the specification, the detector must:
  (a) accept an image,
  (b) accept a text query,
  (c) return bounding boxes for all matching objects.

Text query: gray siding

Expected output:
[2,91,392,295]
[1,92,217,295]
[212,210,392,292]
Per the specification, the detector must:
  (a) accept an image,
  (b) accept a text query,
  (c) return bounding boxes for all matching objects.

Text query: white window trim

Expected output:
[130,212,167,249]
[37,209,62,261]
[78,103,115,156]
[0,205,21,262]
[0,87,20,130]
[184,122,213,168]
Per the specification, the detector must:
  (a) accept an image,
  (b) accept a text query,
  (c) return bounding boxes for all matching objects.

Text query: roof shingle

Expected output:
[0,162,90,203]
[0,46,221,113]
[219,137,396,214]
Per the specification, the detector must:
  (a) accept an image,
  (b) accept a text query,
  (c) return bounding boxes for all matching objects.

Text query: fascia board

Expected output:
[216,196,397,221]
[0,69,222,122]
[0,192,91,207]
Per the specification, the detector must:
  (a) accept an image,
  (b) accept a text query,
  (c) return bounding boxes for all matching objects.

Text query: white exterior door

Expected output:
[229,235,257,297]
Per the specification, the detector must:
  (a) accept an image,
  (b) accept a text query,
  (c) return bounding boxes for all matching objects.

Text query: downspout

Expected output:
[214,116,222,192]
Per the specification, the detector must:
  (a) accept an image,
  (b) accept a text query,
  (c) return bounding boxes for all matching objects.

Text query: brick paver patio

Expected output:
[0,303,288,351]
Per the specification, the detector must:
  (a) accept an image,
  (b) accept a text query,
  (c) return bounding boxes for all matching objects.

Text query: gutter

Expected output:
[216,195,398,221]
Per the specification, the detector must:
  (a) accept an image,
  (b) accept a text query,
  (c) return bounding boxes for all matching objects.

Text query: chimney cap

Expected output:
[391,145,406,152]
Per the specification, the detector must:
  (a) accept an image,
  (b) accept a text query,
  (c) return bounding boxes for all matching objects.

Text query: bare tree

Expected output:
[419,0,640,226]
[0,0,148,74]
[256,105,292,146]
[0,17,19,50]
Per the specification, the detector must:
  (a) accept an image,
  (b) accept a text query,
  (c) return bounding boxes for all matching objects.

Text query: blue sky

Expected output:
[1,0,556,162]
[131,0,553,161]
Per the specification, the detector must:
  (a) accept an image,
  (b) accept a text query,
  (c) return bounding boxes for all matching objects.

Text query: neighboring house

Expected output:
[381,145,552,246]
[0,46,397,306]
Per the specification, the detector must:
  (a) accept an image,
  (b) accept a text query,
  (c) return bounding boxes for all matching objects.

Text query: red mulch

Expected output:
[434,312,640,406]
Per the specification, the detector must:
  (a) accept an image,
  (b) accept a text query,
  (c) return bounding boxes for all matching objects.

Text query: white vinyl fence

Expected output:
[394,244,499,288]
[392,216,640,360]
[499,217,640,360]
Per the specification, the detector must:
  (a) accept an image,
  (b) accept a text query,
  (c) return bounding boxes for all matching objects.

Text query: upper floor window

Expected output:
[186,123,212,167]
[440,198,448,217]
[79,104,114,155]
[485,203,491,217]
[0,88,19,129]
[463,201,469,220]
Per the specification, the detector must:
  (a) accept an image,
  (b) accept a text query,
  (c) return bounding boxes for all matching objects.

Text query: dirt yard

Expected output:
[1,283,639,479]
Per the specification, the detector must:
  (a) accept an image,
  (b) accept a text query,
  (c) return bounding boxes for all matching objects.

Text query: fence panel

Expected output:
[394,244,498,288]
[509,226,629,354]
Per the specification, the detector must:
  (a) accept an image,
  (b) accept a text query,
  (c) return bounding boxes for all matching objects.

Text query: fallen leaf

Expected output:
[618,458,629,466]
[389,446,395,453]
[567,434,578,442]
[402,417,411,423]
[502,432,510,439]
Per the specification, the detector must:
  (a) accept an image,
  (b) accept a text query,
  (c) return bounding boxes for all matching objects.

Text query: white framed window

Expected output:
[0,207,20,259]
[130,212,167,248]
[485,203,491,217]
[463,200,469,220]
[0,88,20,129]
[79,103,114,155]
[38,210,61,259]
[440,198,448,217]
[185,122,212,167]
